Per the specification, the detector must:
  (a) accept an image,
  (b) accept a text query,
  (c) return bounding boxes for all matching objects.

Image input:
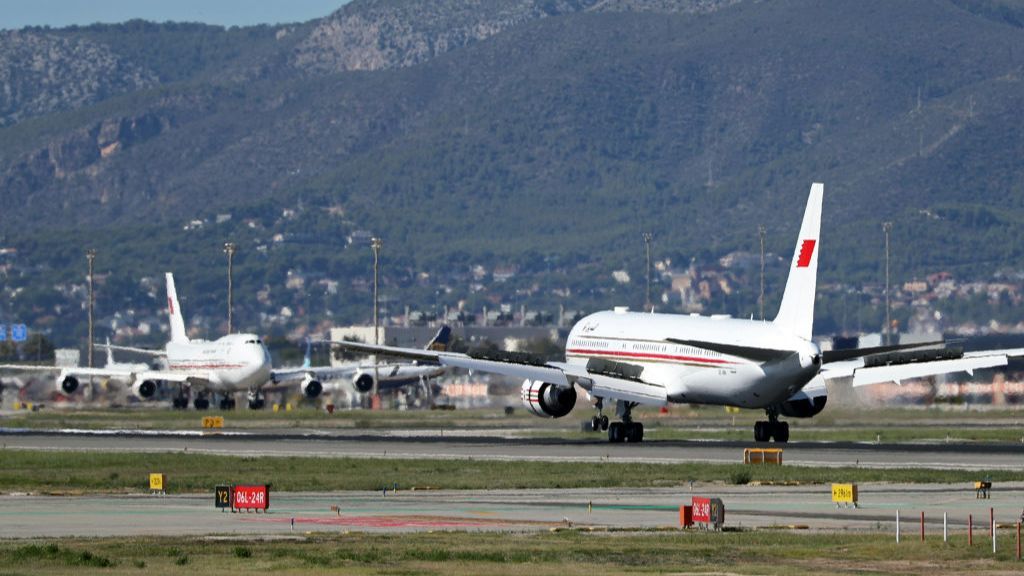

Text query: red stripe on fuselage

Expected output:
[566,348,734,365]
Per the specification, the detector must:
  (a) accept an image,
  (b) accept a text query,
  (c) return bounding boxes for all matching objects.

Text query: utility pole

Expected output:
[86,249,96,369]
[642,232,653,312]
[758,225,766,321]
[883,222,893,345]
[223,242,236,334]
[371,237,383,403]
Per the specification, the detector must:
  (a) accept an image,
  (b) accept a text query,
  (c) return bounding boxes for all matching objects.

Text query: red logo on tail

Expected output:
[796,240,816,268]
[168,297,174,315]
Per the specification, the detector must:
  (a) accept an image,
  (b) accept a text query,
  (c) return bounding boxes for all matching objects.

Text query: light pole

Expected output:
[642,232,653,312]
[883,221,893,345]
[86,249,96,369]
[758,225,766,321]
[371,237,383,402]
[223,242,236,334]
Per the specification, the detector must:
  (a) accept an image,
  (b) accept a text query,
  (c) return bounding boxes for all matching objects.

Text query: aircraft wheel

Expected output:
[608,422,625,443]
[194,397,210,410]
[600,415,610,430]
[753,421,770,442]
[632,422,644,443]
[773,421,790,443]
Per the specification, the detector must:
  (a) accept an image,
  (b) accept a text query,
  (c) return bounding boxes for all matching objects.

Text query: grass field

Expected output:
[1,531,1021,575]
[1,449,1021,494]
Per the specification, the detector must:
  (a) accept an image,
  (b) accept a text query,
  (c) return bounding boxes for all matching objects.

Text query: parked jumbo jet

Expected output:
[2,273,450,410]
[333,183,1024,443]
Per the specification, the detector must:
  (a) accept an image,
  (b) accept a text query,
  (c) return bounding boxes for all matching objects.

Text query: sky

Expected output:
[0,0,351,30]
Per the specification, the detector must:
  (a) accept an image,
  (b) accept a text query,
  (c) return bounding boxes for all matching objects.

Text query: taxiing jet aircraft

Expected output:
[3,273,451,410]
[3,273,275,409]
[332,183,1024,443]
[271,327,451,396]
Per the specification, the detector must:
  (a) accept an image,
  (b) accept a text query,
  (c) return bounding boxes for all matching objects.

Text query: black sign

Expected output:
[215,485,232,509]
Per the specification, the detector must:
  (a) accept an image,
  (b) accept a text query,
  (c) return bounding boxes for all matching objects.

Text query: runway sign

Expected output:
[202,416,224,429]
[831,483,858,507]
[149,473,165,493]
[233,485,270,512]
[215,485,232,509]
[692,497,725,530]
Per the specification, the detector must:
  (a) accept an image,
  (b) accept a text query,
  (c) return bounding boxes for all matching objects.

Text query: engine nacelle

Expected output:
[353,372,375,394]
[132,379,158,399]
[59,375,79,395]
[521,380,577,418]
[777,389,827,418]
[301,375,323,399]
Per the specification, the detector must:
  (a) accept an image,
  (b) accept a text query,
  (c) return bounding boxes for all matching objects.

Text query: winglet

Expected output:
[773,183,823,341]
[166,273,189,344]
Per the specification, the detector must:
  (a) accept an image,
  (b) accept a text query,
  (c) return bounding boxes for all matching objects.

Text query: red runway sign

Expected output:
[232,485,269,511]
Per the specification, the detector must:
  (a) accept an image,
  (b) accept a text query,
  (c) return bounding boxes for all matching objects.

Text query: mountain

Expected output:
[1,0,1023,341]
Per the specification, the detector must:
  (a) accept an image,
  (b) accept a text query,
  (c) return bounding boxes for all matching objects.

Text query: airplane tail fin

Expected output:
[772,183,824,341]
[166,273,189,344]
[302,338,312,369]
[426,325,452,351]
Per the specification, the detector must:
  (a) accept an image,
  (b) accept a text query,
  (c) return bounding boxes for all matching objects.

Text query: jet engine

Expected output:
[353,372,375,394]
[777,389,827,418]
[521,380,577,418]
[131,379,158,399]
[59,375,79,395]
[301,374,323,399]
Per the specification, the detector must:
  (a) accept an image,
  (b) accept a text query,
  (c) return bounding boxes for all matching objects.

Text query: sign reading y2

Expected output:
[232,485,269,511]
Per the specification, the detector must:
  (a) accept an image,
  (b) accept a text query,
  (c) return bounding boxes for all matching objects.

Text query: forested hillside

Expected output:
[1,0,1023,341]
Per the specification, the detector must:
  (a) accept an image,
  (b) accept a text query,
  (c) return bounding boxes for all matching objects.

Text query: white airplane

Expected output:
[332,183,1024,443]
[2,274,274,409]
[1,273,448,410]
[279,326,450,396]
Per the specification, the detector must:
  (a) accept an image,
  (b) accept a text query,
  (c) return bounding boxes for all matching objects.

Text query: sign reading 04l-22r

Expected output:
[232,485,270,512]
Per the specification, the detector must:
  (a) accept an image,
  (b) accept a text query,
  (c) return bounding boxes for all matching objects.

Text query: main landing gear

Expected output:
[589,398,610,432]
[172,385,189,409]
[754,408,789,443]
[193,392,210,410]
[247,390,266,410]
[608,400,644,443]
[218,395,236,410]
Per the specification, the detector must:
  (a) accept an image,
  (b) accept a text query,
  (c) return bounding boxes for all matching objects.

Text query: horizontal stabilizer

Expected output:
[822,341,946,364]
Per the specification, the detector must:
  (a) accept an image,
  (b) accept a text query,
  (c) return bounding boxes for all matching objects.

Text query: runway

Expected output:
[2,428,1023,470]
[3,483,1023,538]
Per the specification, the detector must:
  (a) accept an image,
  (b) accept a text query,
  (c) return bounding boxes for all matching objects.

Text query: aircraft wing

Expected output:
[0,365,138,379]
[330,341,571,386]
[330,341,671,405]
[99,343,167,357]
[270,364,358,384]
[821,348,1024,387]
